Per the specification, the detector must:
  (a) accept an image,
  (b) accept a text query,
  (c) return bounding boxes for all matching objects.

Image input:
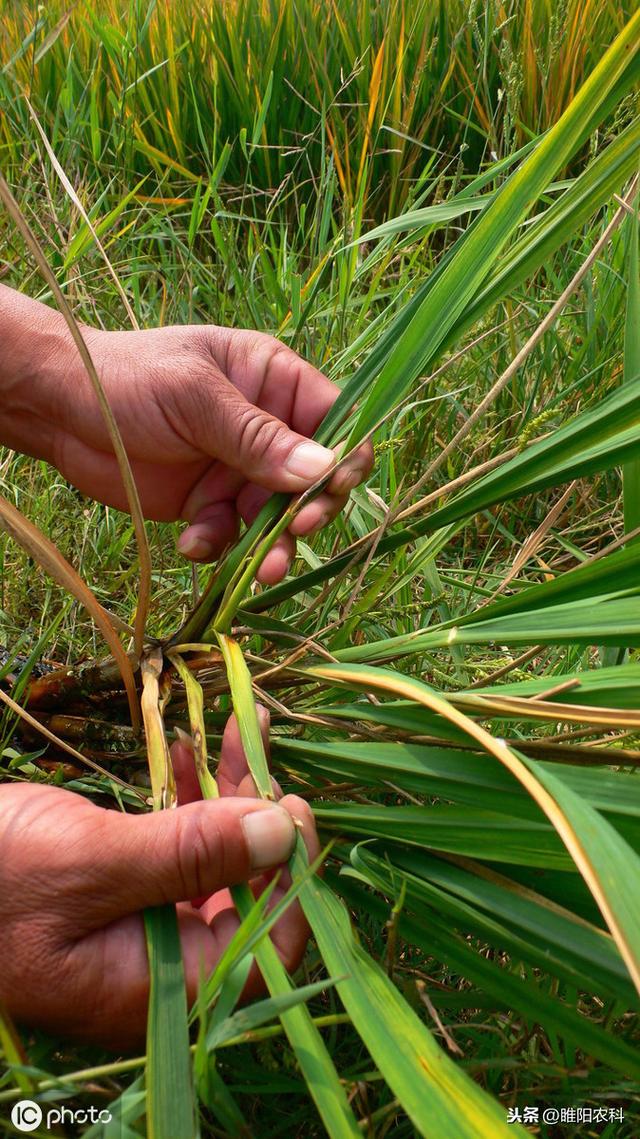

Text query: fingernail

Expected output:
[178,528,213,560]
[285,442,335,481]
[174,726,193,747]
[338,466,366,493]
[256,704,270,729]
[310,511,331,535]
[243,805,295,869]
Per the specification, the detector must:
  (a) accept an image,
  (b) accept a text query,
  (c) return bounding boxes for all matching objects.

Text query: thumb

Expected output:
[202,378,336,492]
[88,798,296,920]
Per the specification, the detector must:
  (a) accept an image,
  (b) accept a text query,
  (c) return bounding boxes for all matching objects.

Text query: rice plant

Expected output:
[1,3,640,1138]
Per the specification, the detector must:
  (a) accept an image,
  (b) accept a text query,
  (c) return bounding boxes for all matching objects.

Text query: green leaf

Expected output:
[276,736,640,828]
[206,977,337,1051]
[251,70,273,149]
[216,633,274,799]
[62,178,147,269]
[338,866,640,1081]
[313,802,569,867]
[357,845,634,1004]
[304,663,640,995]
[231,882,361,1138]
[181,81,640,638]
[144,906,195,1139]
[323,14,640,450]
[334,594,640,663]
[623,193,640,536]
[215,639,361,1136]
[470,660,640,709]
[245,120,640,618]
[293,839,528,1139]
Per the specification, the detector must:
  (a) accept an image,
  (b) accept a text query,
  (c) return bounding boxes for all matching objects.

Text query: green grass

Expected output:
[1,2,640,1137]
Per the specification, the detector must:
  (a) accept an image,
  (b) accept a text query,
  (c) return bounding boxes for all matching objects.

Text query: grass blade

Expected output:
[193,645,361,1136]
[323,12,640,449]
[230,883,360,1136]
[144,906,195,1139]
[206,977,338,1051]
[623,194,640,536]
[216,634,274,799]
[339,866,640,1081]
[139,648,194,1138]
[292,838,528,1139]
[0,1003,33,1097]
[0,491,139,730]
[305,663,640,995]
[0,171,152,658]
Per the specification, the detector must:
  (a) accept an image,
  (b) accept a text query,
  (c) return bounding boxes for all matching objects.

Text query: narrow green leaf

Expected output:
[251,70,273,149]
[231,882,361,1138]
[206,977,337,1051]
[326,14,640,449]
[214,643,361,1136]
[245,122,640,619]
[313,802,568,867]
[276,736,640,827]
[474,660,640,708]
[338,867,640,1081]
[0,1004,33,1097]
[144,906,195,1139]
[216,633,274,799]
[623,194,640,536]
[304,664,640,995]
[334,594,640,662]
[293,839,528,1139]
[180,109,640,637]
[365,845,634,1003]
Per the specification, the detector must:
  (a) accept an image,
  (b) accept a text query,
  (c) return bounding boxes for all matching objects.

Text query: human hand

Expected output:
[2,296,372,583]
[0,711,318,1049]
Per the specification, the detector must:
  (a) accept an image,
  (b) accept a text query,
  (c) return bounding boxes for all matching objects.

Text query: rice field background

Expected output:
[1,2,640,1137]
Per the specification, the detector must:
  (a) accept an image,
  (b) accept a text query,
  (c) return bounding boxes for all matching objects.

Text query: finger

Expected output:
[236,482,296,584]
[243,795,321,986]
[67,907,224,1050]
[45,435,212,522]
[62,797,321,1048]
[279,794,321,865]
[200,799,319,992]
[240,478,348,538]
[182,888,305,1008]
[177,500,240,562]
[84,796,296,920]
[166,367,336,494]
[288,490,348,537]
[327,440,375,496]
[256,531,296,585]
[181,462,245,519]
[171,733,202,806]
[217,706,271,797]
[212,328,341,439]
[214,333,374,496]
[236,772,283,800]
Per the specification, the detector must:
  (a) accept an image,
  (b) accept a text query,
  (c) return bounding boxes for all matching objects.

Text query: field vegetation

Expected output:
[1,2,640,1136]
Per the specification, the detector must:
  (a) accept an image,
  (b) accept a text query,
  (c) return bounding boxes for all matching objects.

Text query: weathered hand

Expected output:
[0,711,318,1049]
[2,296,372,583]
